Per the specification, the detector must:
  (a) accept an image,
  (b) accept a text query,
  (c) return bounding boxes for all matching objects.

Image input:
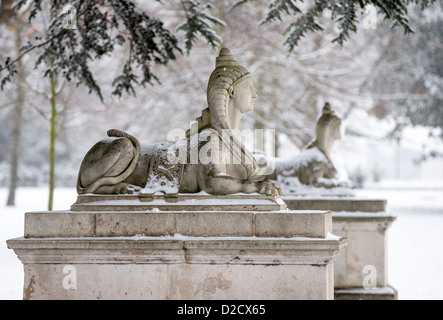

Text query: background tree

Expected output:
[0,0,27,206]
[367,2,443,136]
[1,0,437,99]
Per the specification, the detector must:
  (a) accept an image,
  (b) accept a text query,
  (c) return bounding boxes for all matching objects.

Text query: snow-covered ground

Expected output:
[356,181,443,300]
[1,184,442,300]
[0,188,78,300]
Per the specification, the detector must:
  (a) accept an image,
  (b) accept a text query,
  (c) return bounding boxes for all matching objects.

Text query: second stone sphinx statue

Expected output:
[76,48,282,198]
[269,102,354,192]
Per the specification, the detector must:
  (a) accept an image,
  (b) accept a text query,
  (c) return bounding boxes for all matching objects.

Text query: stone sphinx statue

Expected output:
[270,103,352,191]
[76,48,282,198]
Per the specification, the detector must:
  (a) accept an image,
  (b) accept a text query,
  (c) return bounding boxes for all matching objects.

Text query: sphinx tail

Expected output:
[77,129,141,194]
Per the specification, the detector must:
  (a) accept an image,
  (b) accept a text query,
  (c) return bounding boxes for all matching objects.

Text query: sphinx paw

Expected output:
[258,181,282,197]
[114,183,141,194]
[124,184,142,194]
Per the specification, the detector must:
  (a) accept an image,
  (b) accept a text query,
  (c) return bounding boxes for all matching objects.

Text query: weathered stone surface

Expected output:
[22,264,169,300]
[24,211,95,238]
[174,212,254,237]
[8,235,347,300]
[19,263,336,300]
[95,212,176,237]
[166,264,333,300]
[7,236,346,264]
[332,215,395,288]
[254,210,332,238]
[71,193,287,212]
[283,196,386,212]
[24,208,332,238]
[283,196,397,299]
[8,238,186,264]
[11,203,346,300]
[334,287,398,300]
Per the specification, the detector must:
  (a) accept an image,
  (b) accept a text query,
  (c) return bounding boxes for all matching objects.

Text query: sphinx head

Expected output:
[207,48,257,131]
[313,103,343,158]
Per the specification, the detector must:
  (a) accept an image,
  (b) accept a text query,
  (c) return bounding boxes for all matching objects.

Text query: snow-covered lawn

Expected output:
[1,185,442,300]
[0,187,78,300]
[357,186,443,300]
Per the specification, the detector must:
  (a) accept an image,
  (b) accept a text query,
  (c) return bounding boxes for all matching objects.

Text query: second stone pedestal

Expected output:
[284,195,397,300]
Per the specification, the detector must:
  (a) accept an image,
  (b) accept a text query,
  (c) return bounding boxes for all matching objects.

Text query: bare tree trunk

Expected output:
[274,130,280,158]
[6,21,25,206]
[48,63,57,211]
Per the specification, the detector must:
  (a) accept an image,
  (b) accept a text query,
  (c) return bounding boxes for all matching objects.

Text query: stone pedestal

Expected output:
[8,193,347,300]
[283,195,397,300]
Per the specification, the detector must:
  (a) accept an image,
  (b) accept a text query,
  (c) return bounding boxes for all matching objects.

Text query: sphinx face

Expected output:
[232,77,257,114]
[332,118,344,141]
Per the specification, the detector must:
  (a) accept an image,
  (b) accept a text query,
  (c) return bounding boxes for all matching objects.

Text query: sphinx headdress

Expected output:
[206,48,251,130]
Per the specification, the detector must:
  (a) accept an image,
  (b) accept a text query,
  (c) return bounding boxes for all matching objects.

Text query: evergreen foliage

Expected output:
[233,0,437,48]
[0,0,438,101]
[177,0,225,54]
[1,0,182,100]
